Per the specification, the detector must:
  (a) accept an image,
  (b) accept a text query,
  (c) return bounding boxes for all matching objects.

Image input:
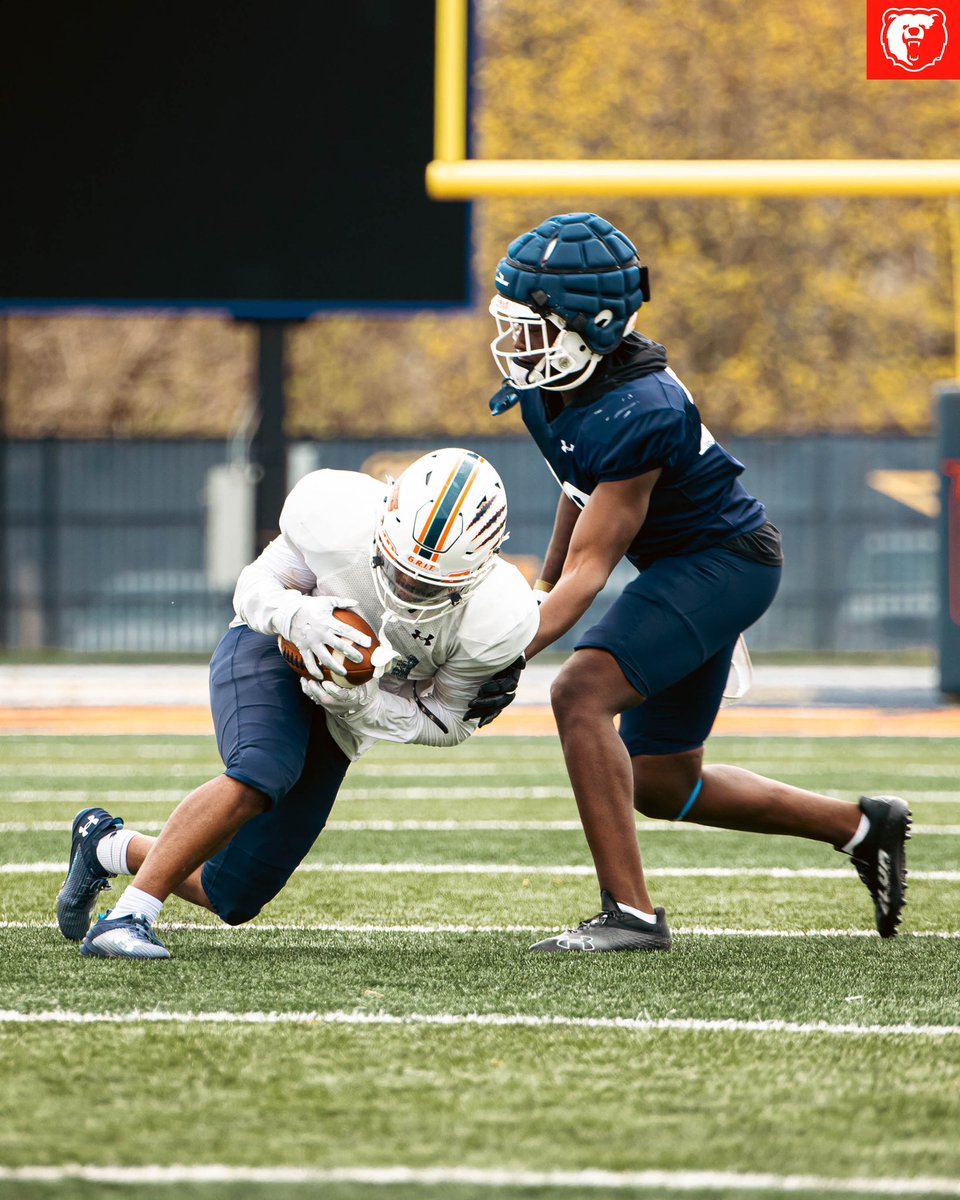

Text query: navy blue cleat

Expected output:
[56,807,124,941]
[850,795,912,938]
[80,912,171,959]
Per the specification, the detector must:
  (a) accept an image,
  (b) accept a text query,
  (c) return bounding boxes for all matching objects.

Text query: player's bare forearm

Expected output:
[539,494,581,585]
[526,562,608,658]
[527,472,659,659]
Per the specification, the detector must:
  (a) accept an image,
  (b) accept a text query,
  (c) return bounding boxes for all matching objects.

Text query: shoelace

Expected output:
[577,910,618,930]
[129,914,165,944]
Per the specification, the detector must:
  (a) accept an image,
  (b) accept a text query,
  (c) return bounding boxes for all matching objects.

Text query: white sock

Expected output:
[107,885,164,927]
[616,899,657,924]
[96,829,137,876]
[840,812,870,855]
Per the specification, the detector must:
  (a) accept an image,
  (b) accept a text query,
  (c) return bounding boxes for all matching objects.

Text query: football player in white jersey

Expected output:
[58,448,538,959]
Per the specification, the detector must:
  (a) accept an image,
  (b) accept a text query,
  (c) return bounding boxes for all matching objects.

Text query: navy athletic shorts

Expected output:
[575,542,781,757]
[200,624,350,925]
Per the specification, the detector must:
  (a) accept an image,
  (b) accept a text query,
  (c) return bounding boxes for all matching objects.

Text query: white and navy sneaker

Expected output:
[56,807,124,941]
[80,912,171,959]
[530,891,672,953]
[849,795,911,938]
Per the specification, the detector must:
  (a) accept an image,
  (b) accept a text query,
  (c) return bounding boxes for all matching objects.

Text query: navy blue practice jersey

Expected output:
[520,335,767,567]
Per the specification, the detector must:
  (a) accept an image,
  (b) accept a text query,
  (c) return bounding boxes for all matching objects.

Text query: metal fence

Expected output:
[0,435,937,655]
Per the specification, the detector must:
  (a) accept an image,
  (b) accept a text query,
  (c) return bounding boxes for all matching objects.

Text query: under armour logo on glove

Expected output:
[411,630,435,646]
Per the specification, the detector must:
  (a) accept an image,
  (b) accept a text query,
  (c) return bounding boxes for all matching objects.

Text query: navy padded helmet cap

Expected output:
[494,213,649,354]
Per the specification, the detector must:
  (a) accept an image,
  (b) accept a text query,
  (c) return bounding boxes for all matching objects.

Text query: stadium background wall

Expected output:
[0,436,937,655]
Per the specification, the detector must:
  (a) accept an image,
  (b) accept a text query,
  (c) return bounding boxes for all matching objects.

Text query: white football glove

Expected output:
[287,596,371,679]
[300,676,379,716]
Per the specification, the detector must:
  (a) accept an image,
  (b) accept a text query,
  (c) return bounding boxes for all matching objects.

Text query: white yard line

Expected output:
[4,861,960,880]
[3,919,959,938]
[0,762,558,778]
[1,791,186,805]
[2,760,955,780]
[1,1165,959,1194]
[2,1009,960,1038]
[5,819,960,835]
[2,789,958,806]
[0,787,578,803]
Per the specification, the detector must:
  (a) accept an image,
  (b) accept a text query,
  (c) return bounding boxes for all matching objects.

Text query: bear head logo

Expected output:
[881,8,948,71]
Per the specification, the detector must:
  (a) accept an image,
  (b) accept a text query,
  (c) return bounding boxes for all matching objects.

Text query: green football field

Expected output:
[1,733,959,1200]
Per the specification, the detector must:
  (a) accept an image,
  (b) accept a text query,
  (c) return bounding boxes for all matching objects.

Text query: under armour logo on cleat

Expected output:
[556,934,595,951]
[79,815,100,838]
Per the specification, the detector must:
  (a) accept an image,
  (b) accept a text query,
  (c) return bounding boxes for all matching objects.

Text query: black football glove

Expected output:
[464,655,526,728]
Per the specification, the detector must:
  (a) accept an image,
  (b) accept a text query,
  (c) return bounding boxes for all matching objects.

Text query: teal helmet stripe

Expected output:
[417,452,481,555]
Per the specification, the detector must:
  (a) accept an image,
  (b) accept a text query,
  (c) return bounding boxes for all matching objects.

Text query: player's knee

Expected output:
[216,898,264,927]
[550,660,604,722]
[202,856,291,927]
[633,754,702,819]
[549,670,576,720]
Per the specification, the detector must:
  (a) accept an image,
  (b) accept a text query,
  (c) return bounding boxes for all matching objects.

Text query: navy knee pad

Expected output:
[201,845,295,926]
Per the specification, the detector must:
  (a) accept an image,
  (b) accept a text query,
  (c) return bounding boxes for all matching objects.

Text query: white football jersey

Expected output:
[232,469,540,760]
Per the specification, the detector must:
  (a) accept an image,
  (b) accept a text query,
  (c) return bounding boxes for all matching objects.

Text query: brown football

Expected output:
[278,608,379,686]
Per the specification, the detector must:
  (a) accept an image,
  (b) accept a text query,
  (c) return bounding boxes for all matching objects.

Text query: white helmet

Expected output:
[372,448,508,624]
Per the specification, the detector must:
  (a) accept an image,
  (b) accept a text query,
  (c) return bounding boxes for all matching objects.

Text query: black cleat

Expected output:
[56,807,124,941]
[530,891,672,953]
[849,795,911,938]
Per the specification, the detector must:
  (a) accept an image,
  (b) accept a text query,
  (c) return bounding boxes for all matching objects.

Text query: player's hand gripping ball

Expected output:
[279,608,379,687]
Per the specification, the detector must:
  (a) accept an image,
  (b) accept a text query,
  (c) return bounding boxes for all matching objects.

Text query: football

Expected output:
[278,608,379,687]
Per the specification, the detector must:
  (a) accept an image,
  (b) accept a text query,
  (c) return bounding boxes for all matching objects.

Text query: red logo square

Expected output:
[866,0,960,77]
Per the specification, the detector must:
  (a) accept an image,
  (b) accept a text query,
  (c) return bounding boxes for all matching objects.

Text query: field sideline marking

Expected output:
[3,1009,960,1037]
[2,1165,960,1194]
[3,919,959,938]
[4,861,960,881]
[3,702,960,736]
[4,819,960,836]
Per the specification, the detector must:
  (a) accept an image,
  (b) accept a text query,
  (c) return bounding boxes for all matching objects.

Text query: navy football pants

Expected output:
[576,546,782,756]
[200,624,349,925]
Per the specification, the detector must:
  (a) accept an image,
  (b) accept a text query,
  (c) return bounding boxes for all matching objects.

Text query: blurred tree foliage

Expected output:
[6,0,958,438]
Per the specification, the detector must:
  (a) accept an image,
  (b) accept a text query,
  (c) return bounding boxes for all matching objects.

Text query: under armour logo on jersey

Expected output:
[79,814,100,838]
[411,630,435,646]
[560,440,575,453]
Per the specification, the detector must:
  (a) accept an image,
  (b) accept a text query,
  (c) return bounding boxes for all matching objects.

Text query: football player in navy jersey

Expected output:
[489,212,911,952]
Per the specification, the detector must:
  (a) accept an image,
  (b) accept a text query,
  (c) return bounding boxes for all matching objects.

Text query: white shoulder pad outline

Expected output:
[455,557,539,661]
[280,470,385,556]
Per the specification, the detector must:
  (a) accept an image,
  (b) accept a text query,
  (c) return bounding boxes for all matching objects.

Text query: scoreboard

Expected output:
[0,1,470,314]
